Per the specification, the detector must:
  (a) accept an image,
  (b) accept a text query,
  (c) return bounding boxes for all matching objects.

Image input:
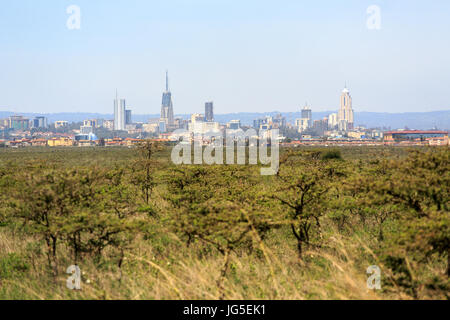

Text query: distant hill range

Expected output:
[0,110,449,131]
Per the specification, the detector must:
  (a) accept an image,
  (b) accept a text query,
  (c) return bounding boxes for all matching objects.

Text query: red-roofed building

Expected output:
[384,130,448,145]
[31,139,48,147]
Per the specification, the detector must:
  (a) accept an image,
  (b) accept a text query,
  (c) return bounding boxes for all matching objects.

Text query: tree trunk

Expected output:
[447,248,450,278]
[217,248,231,300]
[297,239,303,259]
[291,223,303,260]
[378,225,384,242]
[118,248,124,283]
[46,236,58,278]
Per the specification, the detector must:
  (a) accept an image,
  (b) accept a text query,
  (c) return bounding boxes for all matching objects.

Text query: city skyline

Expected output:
[0,1,449,115]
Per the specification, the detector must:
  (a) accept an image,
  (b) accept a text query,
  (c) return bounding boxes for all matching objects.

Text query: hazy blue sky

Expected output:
[0,0,449,115]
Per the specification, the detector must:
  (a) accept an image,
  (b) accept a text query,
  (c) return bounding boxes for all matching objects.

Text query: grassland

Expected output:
[0,146,448,300]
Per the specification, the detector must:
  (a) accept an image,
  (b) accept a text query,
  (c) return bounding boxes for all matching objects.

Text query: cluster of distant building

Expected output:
[164,85,384,144]
[1,115,48,131]
[294,87,355,136]
[1,73,449,148]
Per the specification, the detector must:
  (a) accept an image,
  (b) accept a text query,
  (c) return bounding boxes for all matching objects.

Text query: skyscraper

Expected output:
[205,102,214,122]
[160,71,174,127]
[114,90,126,131]
[125,110,132,125]
[32,116,48,128]
[338,86,354,130]
[9,116,29,131]
[301,104,312,128]
[328,113,338,129]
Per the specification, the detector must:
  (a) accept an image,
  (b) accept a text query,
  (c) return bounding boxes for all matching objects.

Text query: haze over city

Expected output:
[1,0,449,115]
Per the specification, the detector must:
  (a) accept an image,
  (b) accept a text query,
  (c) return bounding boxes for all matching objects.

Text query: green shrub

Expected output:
[0,253,29,279]
[321,150,342,160]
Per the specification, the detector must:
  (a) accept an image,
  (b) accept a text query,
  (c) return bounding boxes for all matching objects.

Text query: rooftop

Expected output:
[385,130,448,135]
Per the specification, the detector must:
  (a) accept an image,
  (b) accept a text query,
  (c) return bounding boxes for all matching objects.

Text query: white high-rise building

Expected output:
[114,91,126,131]
[328,113,338,129]
[189,113,220,135]
[295,118,310,133]
[295,104,313,133]
[338,86,354,131]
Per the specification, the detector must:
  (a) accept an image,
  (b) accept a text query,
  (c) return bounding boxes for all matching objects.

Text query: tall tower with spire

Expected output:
[338,85,354,131]
[160,71,174,128]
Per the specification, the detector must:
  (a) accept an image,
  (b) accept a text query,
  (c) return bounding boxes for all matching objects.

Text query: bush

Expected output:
[321,150,342,160]
[0,253,29,279]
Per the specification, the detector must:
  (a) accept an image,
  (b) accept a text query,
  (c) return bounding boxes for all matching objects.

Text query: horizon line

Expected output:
[1,110,450,117]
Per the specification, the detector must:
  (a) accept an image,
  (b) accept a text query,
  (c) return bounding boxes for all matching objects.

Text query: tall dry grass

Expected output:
[0,222,415,300]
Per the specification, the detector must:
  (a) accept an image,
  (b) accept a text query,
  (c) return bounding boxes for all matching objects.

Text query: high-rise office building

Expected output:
[125,110,132,125]
[228,120,241,130]
[103,120,114,130]
[191,113,204,123]
[114,91,126,131]
[32,116,48,129]
[338,86,354,130]
[80,125,93,134]
[253,115,280,131]
[173,117,187,130]
[189,113,220,135]
[301,104,313,129]
[9,116,30,131]
[205,102,214,122]
[159,121,167,134]
[160,71,174,127]
[83,119,97,128]
[328,113,338,129]
[295,118,310,133]
[95,119,104,128]
[55,121,69,129]
[313,117,329,136]
[301,105,312,119]
[272,113,287,128]
[253,119,262,130]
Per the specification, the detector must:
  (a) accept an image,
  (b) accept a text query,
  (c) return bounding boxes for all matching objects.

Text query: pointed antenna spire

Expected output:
[166,70,169,92]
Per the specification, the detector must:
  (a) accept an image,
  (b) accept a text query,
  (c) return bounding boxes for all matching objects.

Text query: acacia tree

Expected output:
[164,165,275,299]
[59,166,145,278]
[9,166,142,276]
[370,149,449,296]
[390,150,448,268]
[0,163,16,226]
[131,140,162,210]
[341,158,400,241]
[93,167,144,272]
[272,150,337,259]
[9,169,78,275]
